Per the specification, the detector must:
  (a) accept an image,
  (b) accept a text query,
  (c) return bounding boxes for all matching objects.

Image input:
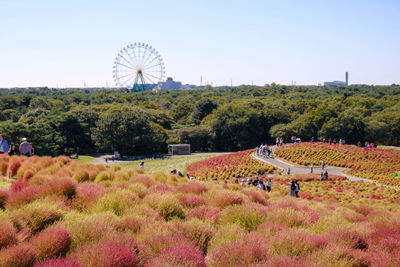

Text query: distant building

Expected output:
[157,77,182,90]
[324,72,349,86]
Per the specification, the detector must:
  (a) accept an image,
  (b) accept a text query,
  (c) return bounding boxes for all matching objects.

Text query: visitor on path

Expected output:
[8,143,17,156]
[290,181,296,197]
[140,162,145,171]
[287,167,291,175]
[267,148,272,157]
[30,143,34,156]
[329,138,332,145]
[252,177,260,187]
[266,179,272,192]
[310,165,313,174]
[0,134,9,154]
[241,179,246,187]
[320,171,324,181]
[295,181,300,198]
[321,160,325,170]
[247,178,253,187]
[324,170,328,180]
[280,138,284,146]
[19,138,31,157]
[276,138,280,147]
[258,180,265,190]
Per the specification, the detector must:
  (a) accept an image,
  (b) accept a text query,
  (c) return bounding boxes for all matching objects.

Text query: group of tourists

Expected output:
[0,134,34,157]
[321,138,346,145]
[275,138,284,147]
[358,141,376,148]
[237,177,273,192]
[256,144,272,157]
[289,180,300,197]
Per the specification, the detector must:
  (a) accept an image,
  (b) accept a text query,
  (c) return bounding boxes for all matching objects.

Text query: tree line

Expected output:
[0,84,399,156]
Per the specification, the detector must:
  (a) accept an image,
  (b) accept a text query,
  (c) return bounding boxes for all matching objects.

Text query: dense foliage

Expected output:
[274,143,400,186]
[1,153,400,266]
[0,84,399,155]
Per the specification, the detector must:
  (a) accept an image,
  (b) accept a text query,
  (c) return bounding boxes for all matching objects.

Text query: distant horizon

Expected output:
[1,0,399,87]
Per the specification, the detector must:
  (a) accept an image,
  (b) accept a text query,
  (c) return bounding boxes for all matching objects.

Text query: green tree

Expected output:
[191,99,218,124]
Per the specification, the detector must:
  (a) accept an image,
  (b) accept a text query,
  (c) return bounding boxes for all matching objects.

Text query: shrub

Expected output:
[172,219,215,254]
[148,184,176,194]
[72,170,89,182]
[35,257,81,267]
[0,243,37,267]
[268,228,326,257]
[325,228,368,250]
[23,169,35,181]
[123,205,162,221]
[72,182,105,212]
[178,194,207,208]
[30,226,72,261]
[0,189,8,209]
[115,217,146,234]
[75,239,138,267]
[207,190,244,208]
[92,190,139,216]
[7,158,21,178]
[207,233,268,266]
[186,206,220,222]
[241,189,268,205]
[144,194,184,221]
[309,244,370,267]
[207,224,247,251]
[0,161,8,175]
[133,176,156,188]
[10,178,29,192]
[0,219,18,249]
[9,202,64,234]
[42,178,77,199]
[218,203,267,232]
[6,185,42,210]
[94,170,114,183]
[178,182,207,194]
[145,245,206,267]
[128,183,148,198]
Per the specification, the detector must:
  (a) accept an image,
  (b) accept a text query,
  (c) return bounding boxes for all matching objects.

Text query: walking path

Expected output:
[252,145,373,183]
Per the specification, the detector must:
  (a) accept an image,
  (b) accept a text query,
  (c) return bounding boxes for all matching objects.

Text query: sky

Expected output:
[0,0,399,88]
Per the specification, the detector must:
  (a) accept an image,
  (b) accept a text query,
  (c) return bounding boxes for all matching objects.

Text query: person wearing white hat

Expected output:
[19,138,31,157]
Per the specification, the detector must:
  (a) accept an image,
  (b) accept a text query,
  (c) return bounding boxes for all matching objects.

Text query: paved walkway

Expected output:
[252,145,372,183]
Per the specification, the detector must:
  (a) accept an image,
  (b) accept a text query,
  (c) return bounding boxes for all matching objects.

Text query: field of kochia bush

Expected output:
[186,149,276,179]
[0,151,399,266]
[274,143,400,186]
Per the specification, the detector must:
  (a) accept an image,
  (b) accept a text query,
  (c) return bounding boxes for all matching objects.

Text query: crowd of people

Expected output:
[256,144,272,157]
[0,134,34,157]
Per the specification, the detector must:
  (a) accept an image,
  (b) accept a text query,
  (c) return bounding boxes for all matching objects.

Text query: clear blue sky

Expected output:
[0,0,399,87]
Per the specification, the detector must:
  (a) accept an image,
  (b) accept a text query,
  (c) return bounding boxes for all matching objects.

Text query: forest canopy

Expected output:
[0,84,399,156]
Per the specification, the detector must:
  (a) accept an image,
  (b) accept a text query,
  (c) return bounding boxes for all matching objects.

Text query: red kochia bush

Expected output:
[30,226,72,261]
[133,176,156,188]
[6,185,42,210]
[178,182,207,194]
[242,189,268,205]
[10,179,29,192]
[145,245,206,267]
[34,257,82,267]
[178,194,207,208]
[0,219,18,249]
[0,243,37,267]
[7,158,21,178]
[75,240,138,267]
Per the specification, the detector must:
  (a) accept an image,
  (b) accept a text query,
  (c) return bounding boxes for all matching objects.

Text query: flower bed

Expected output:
[186,149,276,179]
[274,143,400,186]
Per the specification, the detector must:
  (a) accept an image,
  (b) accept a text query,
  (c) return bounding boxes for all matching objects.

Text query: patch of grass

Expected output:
[72,156,95,163]
[120,153,228,173]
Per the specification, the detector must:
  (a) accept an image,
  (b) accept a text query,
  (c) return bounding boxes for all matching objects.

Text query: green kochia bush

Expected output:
[92,189,139,216]
[218,203,267,232]
[144,193,184,221]
[8,201,64,234]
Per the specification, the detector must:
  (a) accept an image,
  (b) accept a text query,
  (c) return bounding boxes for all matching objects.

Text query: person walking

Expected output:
[320,171,324,181]
[321,160,325,170]
[310,165,313,174]
[266,179,272,192]
[257,180,265,190]
[19,138,31,157]
[287,167,291,175]
[290,181,296,197]
[0,134,9,155]
[324,170,329,180]
[140,162,145,171]
[295,181,300,198]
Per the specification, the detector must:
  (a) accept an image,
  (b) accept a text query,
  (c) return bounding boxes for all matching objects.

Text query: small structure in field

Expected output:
[168,144,191,156]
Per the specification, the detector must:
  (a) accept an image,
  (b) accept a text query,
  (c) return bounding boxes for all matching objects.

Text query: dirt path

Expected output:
[252,145,373,183]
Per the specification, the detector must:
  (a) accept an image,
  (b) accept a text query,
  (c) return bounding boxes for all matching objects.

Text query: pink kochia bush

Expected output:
[186,206,220,222]
[29,226,72,261]
[178,182,207,194]
[145,245,207,267]
[178,194,207,208]
[74,238,138,267]
[0,243,37,267]
[7,158,21,178]
[34,257,82,267]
